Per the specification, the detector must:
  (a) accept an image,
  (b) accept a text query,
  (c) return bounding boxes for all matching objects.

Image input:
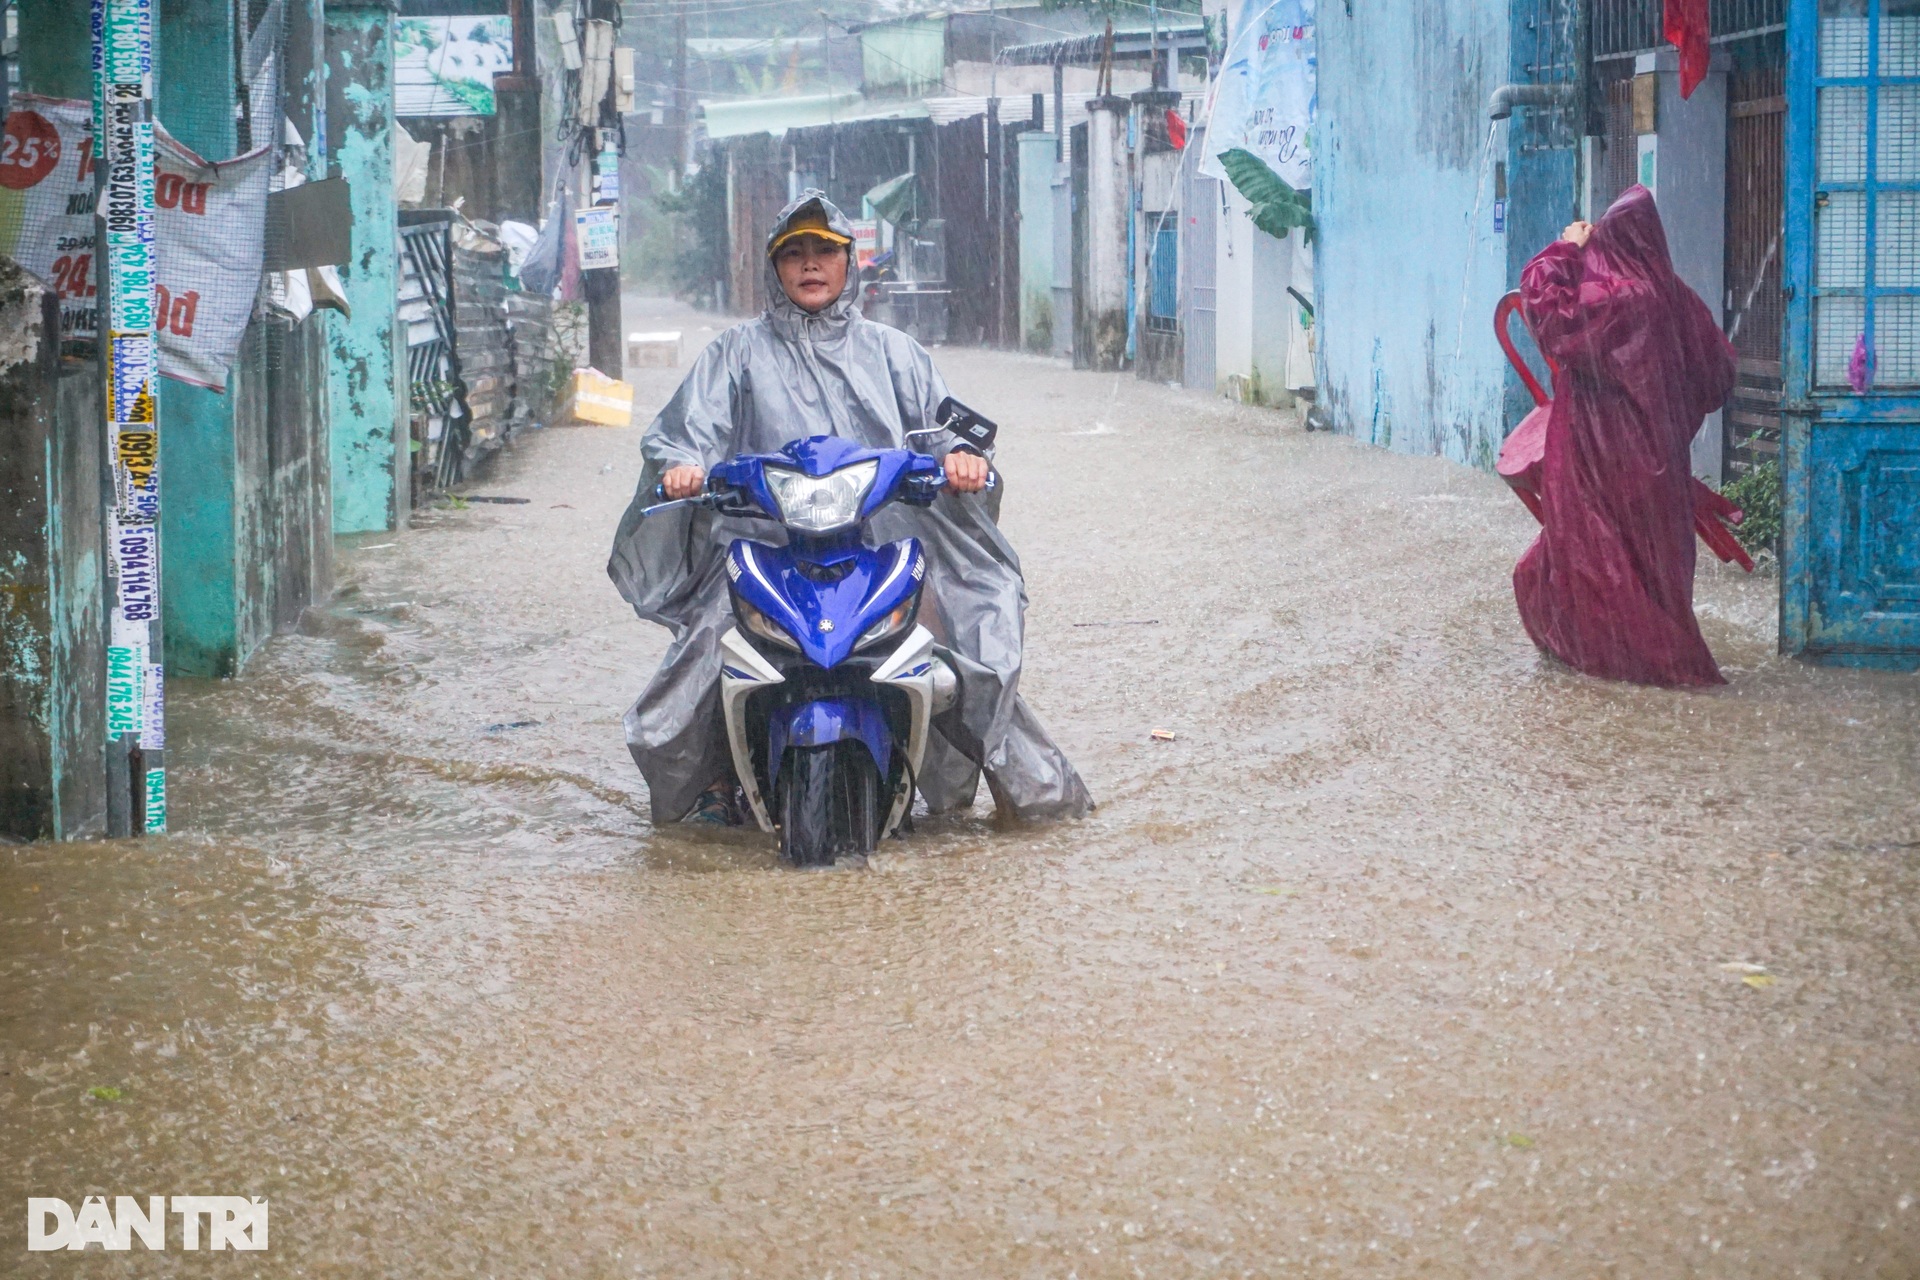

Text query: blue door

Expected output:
[1782,0,1920,666]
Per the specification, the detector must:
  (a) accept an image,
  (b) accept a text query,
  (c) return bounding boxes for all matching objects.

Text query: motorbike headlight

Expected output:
[855,598,916,652]
[762,460,879,533]
[739,598,799,650]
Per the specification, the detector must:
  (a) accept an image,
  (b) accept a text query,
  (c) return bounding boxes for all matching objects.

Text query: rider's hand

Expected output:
[1561,220,1595,248]
[662,465,706,499]
[944,449,989,493]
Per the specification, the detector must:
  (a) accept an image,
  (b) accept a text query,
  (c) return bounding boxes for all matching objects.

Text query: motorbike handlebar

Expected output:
[642,477,772,520]
[642,457,974,519]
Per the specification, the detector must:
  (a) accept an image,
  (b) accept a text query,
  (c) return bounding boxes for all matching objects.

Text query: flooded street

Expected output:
[6,299,1920,1277]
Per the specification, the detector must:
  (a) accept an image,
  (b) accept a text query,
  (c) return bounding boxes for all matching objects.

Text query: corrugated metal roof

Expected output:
[994,24,1208,67]
[920,91,1205,132]
[701,92,931,141]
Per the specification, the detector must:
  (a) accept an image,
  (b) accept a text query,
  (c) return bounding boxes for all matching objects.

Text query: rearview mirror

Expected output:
[935,397,998,452]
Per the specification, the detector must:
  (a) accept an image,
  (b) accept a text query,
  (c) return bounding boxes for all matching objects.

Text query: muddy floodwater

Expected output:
[5,299,1920,1277]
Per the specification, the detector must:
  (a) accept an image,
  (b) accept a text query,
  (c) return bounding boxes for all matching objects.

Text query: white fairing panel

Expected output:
[719,627,785,831]
[870,624,956,836]
[719,623,957,839]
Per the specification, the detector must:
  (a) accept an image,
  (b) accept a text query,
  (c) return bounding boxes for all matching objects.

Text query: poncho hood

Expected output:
[763,190,861,340]
[1586,185,1676,294]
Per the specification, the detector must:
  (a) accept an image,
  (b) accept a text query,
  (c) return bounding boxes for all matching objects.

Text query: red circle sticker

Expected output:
[0,111,62,191]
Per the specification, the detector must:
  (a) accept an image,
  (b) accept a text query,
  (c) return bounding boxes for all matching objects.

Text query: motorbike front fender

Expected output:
[768,696,893,782]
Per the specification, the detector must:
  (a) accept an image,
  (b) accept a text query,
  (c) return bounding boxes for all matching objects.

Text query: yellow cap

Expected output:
[768,208,852,256]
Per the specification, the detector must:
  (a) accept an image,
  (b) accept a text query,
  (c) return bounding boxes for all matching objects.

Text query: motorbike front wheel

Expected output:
[778,742,883,867]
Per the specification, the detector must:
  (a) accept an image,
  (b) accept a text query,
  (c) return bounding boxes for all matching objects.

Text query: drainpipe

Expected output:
[1486,83,1576,120]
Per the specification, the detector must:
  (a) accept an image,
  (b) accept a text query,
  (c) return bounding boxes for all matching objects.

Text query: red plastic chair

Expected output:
[1494,290,1753,572]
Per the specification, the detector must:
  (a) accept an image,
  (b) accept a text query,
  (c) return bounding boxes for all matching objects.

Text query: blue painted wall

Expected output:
[325,4,403,534]
[1501,0,1582,434]
[1313,0,1514,468]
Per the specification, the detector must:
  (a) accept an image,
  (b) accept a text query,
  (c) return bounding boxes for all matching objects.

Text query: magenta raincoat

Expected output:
[1514,186,1737,687]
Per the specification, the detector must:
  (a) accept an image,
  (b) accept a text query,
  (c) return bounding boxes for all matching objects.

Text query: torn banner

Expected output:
[1200,0,1316,191]
[0,93,270,389]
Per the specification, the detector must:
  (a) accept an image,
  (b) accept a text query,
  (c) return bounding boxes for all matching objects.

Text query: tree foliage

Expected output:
[651,162,731,303]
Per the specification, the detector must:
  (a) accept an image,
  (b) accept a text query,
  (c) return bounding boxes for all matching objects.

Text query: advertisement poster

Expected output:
[395,16,514,116]
[0,93,270,387]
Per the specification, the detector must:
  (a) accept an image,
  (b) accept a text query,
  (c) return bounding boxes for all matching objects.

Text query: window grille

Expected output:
[1146,218,1178,334]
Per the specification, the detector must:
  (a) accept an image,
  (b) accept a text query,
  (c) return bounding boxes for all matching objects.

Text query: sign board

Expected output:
[575,205,618,270]
[394,16,513,117]
[850,217,879,269]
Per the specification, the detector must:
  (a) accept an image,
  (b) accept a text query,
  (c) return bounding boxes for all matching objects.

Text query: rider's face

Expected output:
[774,236,849,313]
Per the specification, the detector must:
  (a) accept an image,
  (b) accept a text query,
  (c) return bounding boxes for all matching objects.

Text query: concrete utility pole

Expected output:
[673,0,688,186]
[93,0,165,834]
[1084,94,1130,370]
[583,0,623,378]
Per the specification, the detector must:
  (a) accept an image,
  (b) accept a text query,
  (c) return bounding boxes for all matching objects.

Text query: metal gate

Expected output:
[1724,64,1787,476]
[1782,0,1920,665]
[1070,122,1091,369]
[1182,160,1219,393]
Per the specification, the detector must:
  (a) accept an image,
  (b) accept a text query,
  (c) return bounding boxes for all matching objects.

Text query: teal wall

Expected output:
[156,0,244,677]
[1017,131,1057,353]
[325,5,403,534]
[17,2,89,97]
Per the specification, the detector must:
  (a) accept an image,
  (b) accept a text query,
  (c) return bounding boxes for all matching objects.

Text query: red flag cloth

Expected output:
[1665,0,1711,98]
[1165,108,1188,150]
[1513,186,1737,687]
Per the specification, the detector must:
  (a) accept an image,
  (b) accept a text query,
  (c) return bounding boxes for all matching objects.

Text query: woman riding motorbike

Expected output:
[608,191,1092,827]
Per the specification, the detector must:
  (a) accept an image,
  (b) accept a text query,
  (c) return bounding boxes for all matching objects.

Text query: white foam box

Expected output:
[626,331,681,368]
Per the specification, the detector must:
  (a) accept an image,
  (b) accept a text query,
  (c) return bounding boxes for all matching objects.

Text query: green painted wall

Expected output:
[17,1,90,98]
[325,6,404,534]
[156,0,243,676]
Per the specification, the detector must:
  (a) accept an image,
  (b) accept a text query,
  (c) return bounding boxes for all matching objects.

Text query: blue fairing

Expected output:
[728,536,924,669]
[769,697,893,778]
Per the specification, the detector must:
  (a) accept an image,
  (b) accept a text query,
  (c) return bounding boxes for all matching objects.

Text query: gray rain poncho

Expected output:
[608,191,1093,825]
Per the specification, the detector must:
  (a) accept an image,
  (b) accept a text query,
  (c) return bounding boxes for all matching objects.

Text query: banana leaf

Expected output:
[1218,147,1315,243]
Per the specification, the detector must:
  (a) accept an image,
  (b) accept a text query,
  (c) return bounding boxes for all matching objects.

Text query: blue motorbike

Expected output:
[643,401,996,865]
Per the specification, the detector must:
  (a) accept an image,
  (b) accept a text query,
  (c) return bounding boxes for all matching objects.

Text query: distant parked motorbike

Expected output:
[642,399,998,866]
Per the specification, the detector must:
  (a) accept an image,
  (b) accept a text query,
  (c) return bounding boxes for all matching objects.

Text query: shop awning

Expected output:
[701,92,930,141]
[863,172,922,226]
